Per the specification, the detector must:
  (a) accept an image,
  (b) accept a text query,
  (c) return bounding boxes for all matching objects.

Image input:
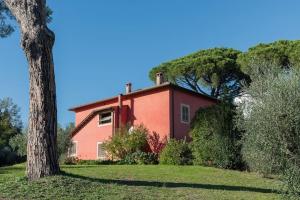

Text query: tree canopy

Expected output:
[237,40,300,75]
[0,0,52,38]
[149,48,249,99]
[0,1,14,38]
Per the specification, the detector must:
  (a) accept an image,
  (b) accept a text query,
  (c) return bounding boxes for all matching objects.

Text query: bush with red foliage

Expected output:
[147,132,167,155]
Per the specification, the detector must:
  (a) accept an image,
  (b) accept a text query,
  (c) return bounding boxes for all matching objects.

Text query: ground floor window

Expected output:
[97,142,106,159]
[69,141,77,157]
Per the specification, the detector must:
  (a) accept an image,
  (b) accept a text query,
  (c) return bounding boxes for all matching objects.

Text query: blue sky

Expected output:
[1,0,300,127]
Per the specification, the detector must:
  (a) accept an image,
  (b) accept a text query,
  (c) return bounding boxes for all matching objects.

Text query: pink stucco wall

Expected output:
[128,89,170,139]
[172,90,216,140]
[72,117,113,160]
[72,88,170,160]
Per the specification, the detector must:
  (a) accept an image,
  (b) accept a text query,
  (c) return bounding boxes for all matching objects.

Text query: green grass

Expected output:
[0,164,282,200]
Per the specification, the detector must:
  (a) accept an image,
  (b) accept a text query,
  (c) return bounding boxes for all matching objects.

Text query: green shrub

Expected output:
[64,156,79,165]
[9,133,27,157]
[57,123,74,159]
[124,125,148,153]
[120,151,158,165]
[0,98,22,150]
[0,147,21,166]
[103,125,148,160]
[103,131,127,159]
[190,103,243,169]
[76,159,100,165]
[76,159,118,165]
[96,160,119,165]
[119,153,136,165]
[7,123,74,163]
[0,98,23,166]
[159,139,192,165]
[283,165,300,200]
[63,158,118,165]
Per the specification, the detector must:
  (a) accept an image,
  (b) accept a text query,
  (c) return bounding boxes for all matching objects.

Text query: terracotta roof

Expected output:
[69,82,218,111]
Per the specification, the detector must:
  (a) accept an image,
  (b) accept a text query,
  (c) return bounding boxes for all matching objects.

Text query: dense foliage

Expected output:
[0,147,20,166]
[159,139,193,165]
[0,1,52,38]
[149,48,249,99]
[0,98,22,166]
[9,133,27,157]
[147,132,167,155]
[235,66,300,198]
[0,98,22,149]
[237,40,300,75]
[57,123,74,161]
[190,103,243,169]
[0,1,14,38]
[103,125,149,160]
[120,151,158,165]
[8,123,74,163]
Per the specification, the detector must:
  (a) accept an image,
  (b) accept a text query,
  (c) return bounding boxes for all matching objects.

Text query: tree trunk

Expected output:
[5,0,59,180]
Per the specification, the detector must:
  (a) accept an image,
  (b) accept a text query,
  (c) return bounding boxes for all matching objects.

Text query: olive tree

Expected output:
[235,64,300,198]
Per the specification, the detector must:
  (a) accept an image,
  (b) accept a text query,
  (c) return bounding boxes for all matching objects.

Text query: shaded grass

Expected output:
[0,164,282,200]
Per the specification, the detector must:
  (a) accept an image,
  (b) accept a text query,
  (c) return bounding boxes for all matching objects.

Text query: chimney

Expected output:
[125,83,132,94]
[156,72,165,85]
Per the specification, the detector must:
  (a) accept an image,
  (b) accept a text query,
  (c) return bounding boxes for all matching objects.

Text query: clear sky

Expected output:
[1,0,300,127]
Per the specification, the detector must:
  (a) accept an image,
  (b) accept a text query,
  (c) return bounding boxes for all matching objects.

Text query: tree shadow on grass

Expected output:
[62,165,104,169]
[61,171,280,194]
[0,166,25,175]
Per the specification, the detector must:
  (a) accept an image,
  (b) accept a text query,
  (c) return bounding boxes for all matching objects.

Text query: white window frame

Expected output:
[98,111,112,127]
[69,141,78,157]
[180,104,190,124]
[97,142,106,160]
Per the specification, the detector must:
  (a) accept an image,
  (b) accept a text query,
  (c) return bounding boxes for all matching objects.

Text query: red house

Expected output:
[69,73,217,160]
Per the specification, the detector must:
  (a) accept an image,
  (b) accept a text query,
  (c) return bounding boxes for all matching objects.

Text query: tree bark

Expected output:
[4,0,59,180]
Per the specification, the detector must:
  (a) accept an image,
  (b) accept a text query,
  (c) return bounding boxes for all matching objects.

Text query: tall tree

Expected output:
[4,0,59,180]
[235,67,300,198]
[149,48,249,99]
[237,40,300,76]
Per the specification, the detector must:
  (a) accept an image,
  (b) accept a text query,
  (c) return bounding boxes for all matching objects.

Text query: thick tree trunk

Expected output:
[5,0,59,180]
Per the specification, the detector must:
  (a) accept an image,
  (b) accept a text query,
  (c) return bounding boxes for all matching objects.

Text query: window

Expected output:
[99,112,112,125]
[69,141,77,156]
[97,142,106,159]
[181,104,190,124]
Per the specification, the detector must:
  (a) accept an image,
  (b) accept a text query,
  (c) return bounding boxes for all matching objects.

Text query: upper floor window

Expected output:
[181,104,190,124]
[99,112,112,125]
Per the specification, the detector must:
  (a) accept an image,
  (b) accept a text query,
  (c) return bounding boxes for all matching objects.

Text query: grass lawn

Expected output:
[0,164,282,200]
